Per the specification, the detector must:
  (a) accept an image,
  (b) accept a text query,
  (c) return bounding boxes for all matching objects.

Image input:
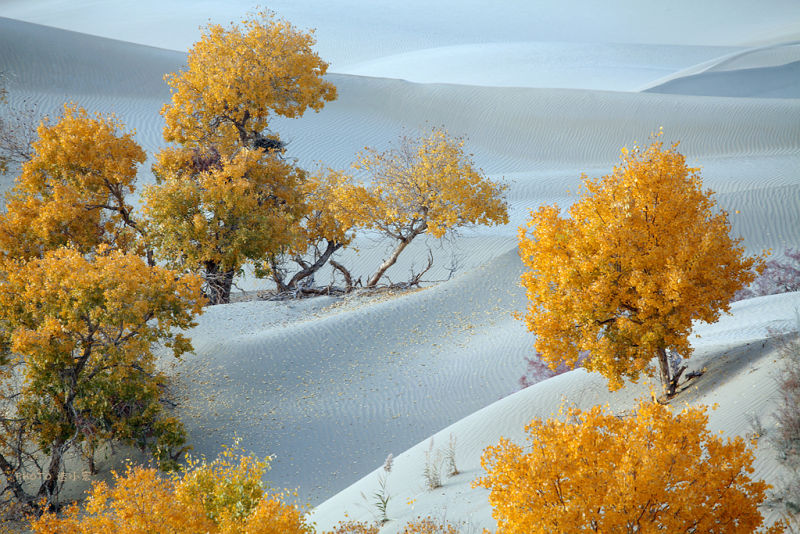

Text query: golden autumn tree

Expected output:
[0,247,203,510]
[267,168,363,294]
[149,11,338,303]
[475,400,782,533]
[350,128,509,288]
[0,104,147,264]
[162,10,336,155]
[30,443,313,534]
[519,135,762,396]
[0,106,205,513]
[144,146,306,304]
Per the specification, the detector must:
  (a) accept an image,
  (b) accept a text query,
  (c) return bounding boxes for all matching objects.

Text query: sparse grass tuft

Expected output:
[423,438,442,490]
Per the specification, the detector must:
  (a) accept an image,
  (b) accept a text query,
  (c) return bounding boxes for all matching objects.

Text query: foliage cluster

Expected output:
[349,131,508,288]
[146,10,508,302]
[519,135,762,396]
[0,9,510,518]
[144,146,306,303]
[29,444,312,533]
[161,11,336,154]
[0,105,146,262]
[270,129,509,295]
[476,400,781,533]
[147,10,336,304]
[0,7,780,532]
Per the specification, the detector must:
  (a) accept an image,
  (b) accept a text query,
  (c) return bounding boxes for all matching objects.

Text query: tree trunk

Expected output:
[656,346,686,399]
[270,259,290,293]
[204,261,235,305]
[656,346,673,398]
[36,439,67,506]
[287,240,342,289]
[367,235,419,288]
[330,259,355,292]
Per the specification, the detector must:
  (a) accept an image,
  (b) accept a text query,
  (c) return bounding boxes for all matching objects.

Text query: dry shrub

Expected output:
[773,334,800,527]
[322,520,380,534]
[400,516,459,533]
[519,351,589,389]
[734,248,800,301]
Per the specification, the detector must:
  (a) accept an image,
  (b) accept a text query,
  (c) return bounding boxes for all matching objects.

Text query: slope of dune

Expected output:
[647,61,800,99]
[644,42,800,98]
[309,291,800,532]
[1,1,800,531]
[336,42,741,90]
[3,0,800,65]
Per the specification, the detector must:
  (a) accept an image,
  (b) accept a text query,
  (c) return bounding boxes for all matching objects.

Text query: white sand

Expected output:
[1,1,800,530]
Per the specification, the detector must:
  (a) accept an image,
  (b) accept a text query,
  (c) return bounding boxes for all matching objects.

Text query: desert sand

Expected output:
[1,1,799,531]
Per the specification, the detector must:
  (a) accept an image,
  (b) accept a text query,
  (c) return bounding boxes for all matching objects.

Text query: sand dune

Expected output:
[1,2,800,531]
[169,247,531,504]
[310,291,800,531]
[646,60,800,99]
[337,42,741,90]
[4,0,799,59]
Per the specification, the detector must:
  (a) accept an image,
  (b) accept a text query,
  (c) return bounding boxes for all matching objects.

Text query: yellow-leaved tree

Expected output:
[267,168,363,294]
[30,443,313,534]
[0,106,205,514]
[0,248,203,510]
[475,400,783,533]
[162,10,336,154]
[144,146,305,304]
[350,128,509,288]
[0,104,147,263]
[149,11,338,303]
[518,135,762,396]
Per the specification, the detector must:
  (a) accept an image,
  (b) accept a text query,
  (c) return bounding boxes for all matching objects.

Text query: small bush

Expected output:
[29,443,312,534]
[423,438,442,490]
[444,434,458,477]
[519,351,589,389]
[734,248,800,301]
[400,516,459,534]
[322,520,380,534]
[361,453,392,524]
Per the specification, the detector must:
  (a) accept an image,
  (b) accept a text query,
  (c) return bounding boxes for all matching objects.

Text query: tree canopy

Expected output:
[162,10,337,155]
[30,443,312,533]
[518,135,762,395]
[0,104,146,263]
[0,247,203,508]
[350,128,509,287]
[144,146,305,304]
[476,400,782,533]
[0,106,204,513]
